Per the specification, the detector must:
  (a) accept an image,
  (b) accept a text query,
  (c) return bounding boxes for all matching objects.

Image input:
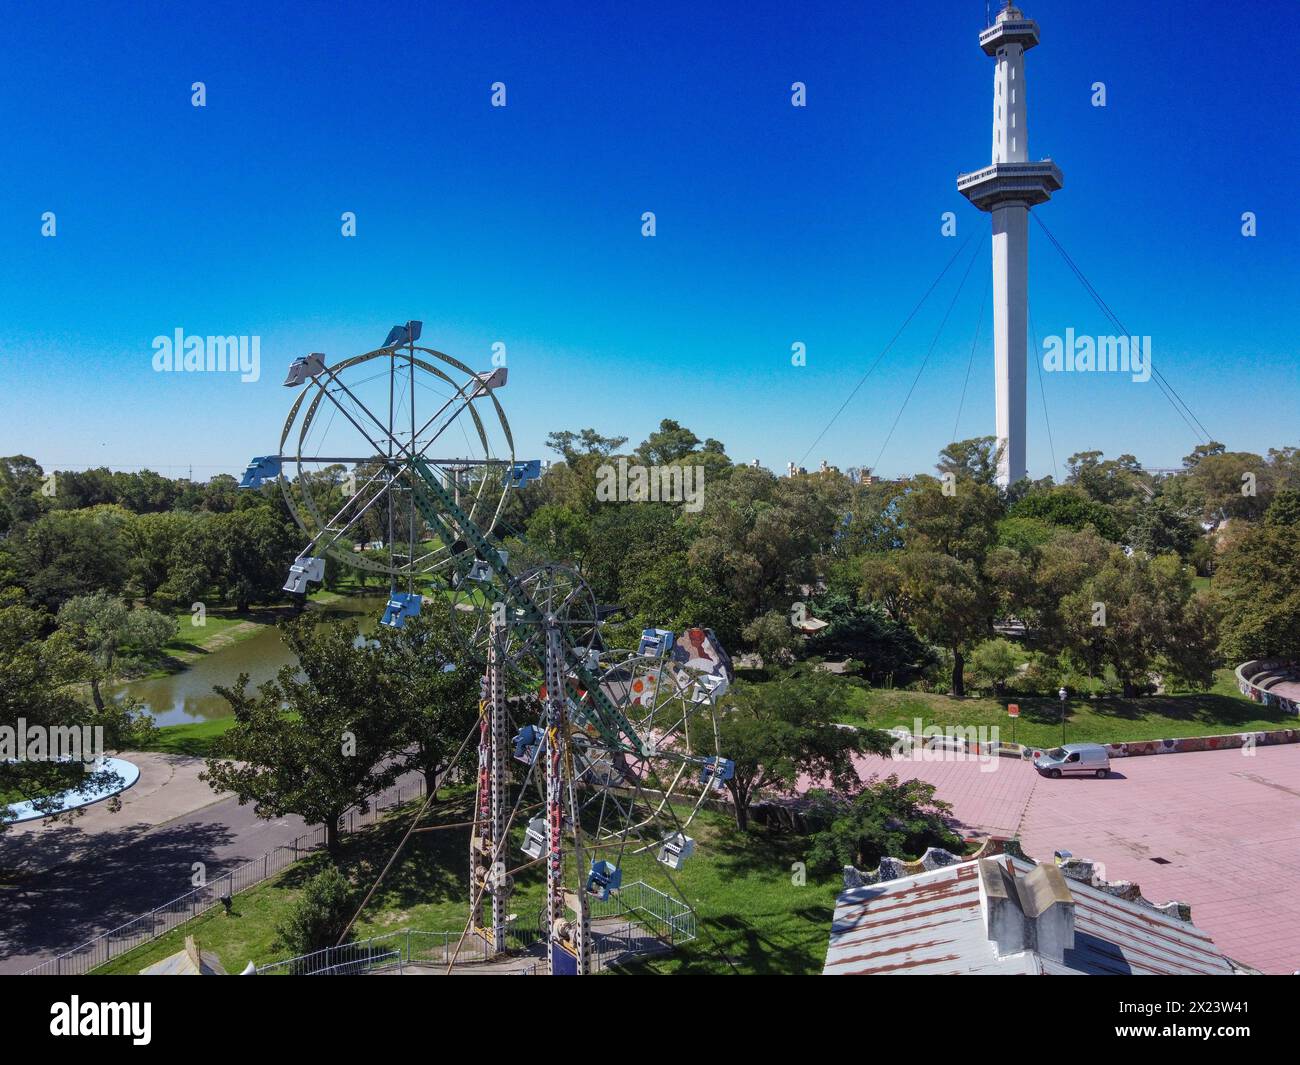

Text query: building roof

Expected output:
[824,854,1237,975]
[139,935,227,976]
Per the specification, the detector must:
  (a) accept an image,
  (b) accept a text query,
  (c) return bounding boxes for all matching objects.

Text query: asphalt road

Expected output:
[0,769,424,974]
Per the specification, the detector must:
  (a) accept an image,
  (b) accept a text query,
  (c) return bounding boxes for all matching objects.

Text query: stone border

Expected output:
[4,756,141,824]
[1235,658,1300,715]
[881,727,1300,761]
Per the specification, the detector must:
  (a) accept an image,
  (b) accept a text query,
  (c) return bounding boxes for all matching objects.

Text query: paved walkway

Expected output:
[837,745,1300,974]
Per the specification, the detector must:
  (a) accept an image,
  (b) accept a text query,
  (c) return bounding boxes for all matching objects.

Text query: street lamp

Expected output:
[1057,686,1068,744]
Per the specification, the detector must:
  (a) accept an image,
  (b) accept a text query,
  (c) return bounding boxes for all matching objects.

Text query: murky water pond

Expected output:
[115,596,388,727]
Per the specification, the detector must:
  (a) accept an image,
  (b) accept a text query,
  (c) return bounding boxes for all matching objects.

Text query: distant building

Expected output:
[824,848,1249,975]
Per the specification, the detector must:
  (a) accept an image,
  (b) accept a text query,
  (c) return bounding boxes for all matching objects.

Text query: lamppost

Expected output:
[1057,685,1067,744]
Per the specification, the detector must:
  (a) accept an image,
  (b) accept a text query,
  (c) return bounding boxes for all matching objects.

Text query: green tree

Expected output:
[56,593,177,711]
[1125,497,1201,558]
[804,775,961,873]
[0,455,48,533]
[716,670,890,830]
[375,610,479,798]
[16,505,133,611]
[1215,523,1300,661]
[968,637,1022,695]
[1058,549,1217,696]
[274,866,356,963]
[740,609,802,666]
[1264,488,1300,527]
[208,506,299,612]
[805,591,934,685]
[0,588,155,830]
[203,617,405,855]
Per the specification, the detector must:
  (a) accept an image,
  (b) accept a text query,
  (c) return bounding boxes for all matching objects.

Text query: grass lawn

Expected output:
[836,668,1290,749]
[92,789,839,976]
[139,717,235,757]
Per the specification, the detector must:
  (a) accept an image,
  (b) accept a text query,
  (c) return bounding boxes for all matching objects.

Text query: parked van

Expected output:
[1034,742,1110,778]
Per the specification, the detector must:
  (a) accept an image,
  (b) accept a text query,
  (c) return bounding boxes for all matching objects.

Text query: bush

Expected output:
[967,638,1022,695]
[803,775,963,873]
[274,866,356,967]
[1012,651,1066,696]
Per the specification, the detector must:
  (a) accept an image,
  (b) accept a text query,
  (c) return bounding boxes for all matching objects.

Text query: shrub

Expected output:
[275,866,356,967]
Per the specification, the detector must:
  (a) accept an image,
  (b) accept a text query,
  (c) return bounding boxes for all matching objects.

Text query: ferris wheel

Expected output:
[240,323,733,975]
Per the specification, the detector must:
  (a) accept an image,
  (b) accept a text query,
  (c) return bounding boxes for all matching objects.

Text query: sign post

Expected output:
[1007,703,1019,747]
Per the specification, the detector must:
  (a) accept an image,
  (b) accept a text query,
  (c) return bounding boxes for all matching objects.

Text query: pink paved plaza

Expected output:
[837,744,1300,974]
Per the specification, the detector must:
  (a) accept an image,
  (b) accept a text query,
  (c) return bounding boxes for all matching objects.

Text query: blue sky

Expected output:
[1,0,1296,481]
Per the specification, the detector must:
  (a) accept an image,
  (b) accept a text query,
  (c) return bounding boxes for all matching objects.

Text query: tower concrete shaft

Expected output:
[957,3,1062,487]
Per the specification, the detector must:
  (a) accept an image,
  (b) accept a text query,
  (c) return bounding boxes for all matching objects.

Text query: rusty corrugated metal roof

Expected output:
[824,855,1236,975]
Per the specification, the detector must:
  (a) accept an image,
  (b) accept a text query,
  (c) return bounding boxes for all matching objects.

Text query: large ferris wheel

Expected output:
[239,322,733,975]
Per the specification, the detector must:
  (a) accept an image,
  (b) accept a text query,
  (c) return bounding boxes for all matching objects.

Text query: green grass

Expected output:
[139,717,236,757]
[837,668,1289,748]
[608,811,840,975]
[92,789,534,975]
[91,790,839,976]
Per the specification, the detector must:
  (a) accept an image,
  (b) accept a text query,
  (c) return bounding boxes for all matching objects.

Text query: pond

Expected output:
[114,595,389,727]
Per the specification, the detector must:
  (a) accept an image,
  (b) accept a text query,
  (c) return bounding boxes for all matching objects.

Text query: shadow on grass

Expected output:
[1016,693,1292,731]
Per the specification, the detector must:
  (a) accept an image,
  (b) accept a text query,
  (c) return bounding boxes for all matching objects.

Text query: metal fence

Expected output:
[22,776,427,976]
[589,879,696,945]
[254,928,493,975]
[253,881,689,976]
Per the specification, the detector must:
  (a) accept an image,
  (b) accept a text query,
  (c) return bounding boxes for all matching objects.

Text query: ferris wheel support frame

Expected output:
[469,615,514,954]
[544,624,591,975]
[260,329,731,975]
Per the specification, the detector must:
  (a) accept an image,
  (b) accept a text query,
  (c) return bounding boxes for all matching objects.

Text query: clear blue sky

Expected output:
[1,0,1296,481]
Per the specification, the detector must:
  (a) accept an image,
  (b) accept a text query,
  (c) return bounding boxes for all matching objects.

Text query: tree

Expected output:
[56,593,177,711]
[1215,523,1300,662]
[805,591,934,685]
[936,436,1001,488]
[1057,549,1217,696]
[203,617,405,856]
[1008,485,1124,541]
[715,670,891,830]
[968,638,1022,695]
[635,419,702,466]
[207,506,299,612]
[740,610,802,666]
[0,588,155,831]
[374,610,479,799]
[15,505,133,612]
[275,866,356,964]
[803,775,962,873]
[0,455,48,533]
[1181,447,1273,522]
[1125,497,1201,558]
[1265,488,1300,528]
[864,551,990,696]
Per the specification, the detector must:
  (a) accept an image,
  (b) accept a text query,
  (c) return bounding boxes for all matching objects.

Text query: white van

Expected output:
[1034,742,1110,778]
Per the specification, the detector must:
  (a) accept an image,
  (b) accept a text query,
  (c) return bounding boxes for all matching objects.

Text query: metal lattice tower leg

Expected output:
[544,625,590,975]
[488,616,511,950]
[470,616,513,955]
[470,684,490,936]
